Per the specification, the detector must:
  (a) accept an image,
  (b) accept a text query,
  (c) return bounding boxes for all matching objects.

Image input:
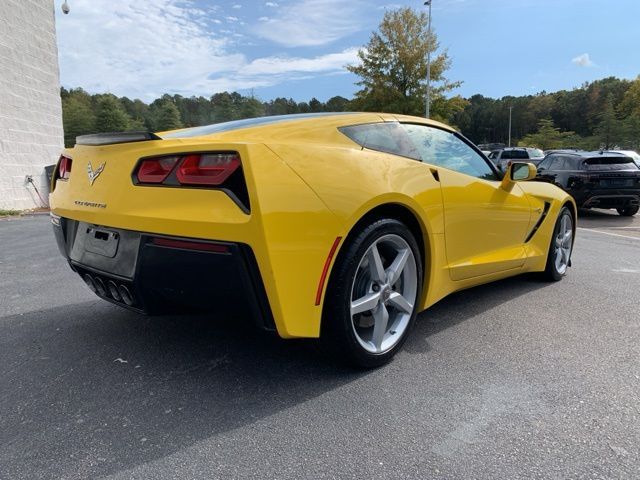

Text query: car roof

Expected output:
[160,112,455,140]
[559,150,633,158]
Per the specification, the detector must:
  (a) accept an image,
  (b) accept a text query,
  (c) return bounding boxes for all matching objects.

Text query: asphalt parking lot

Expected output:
[1,212,639,479]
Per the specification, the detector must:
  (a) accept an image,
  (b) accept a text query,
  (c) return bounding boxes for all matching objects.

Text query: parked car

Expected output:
[49,113,576,367]
[492,147,545,171]
[535,151,640,216]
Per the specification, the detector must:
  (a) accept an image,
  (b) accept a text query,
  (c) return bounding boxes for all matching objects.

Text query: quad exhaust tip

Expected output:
[81,272,135,307]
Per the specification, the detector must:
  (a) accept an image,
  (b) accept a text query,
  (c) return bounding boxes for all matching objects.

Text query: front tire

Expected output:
[321,218,423,368]
[617,206,639,216]
[543,206,574,281]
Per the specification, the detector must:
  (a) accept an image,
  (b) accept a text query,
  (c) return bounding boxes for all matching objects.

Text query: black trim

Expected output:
[76,131,162,146]
[53,219,274,330]
[525,202,551,243]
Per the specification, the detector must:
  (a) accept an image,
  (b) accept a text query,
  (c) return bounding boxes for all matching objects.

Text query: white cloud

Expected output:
[241,48,360,76]
[572,53,594,67]
[258,16,270,21]
[265,2,279,6]
[253,0,365,46]
[232,4,242,8]
[226,16,239,22]
[55,0,358,101]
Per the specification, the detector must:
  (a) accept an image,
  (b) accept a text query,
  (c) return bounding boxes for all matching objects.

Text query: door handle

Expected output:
[430,168,440,182]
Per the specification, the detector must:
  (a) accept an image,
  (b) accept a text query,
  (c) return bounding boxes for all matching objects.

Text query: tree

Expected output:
[347,7,459,117]
[519,119,576,150]
[594,95,622,149]
[325,96,350,112]
[238,96,266,119]
[94,95,132,132]
[155,100,183,131]
[620,113,640,150]
[62,95,95,147]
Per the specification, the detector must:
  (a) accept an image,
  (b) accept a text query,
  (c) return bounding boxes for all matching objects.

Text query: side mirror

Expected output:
[501,162,537,190]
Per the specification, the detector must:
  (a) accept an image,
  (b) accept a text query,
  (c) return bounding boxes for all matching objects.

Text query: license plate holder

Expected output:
[85,227,120,258]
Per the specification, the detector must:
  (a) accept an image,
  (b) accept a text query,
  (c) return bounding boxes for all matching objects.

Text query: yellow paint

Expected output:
[50,113,575,339]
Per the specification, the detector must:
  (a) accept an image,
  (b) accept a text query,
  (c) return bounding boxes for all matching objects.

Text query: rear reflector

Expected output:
[176,153,240,185]
[58,155,72,180]
[315,237,342,306]
[136,156,179,183]
[151,237,230,253]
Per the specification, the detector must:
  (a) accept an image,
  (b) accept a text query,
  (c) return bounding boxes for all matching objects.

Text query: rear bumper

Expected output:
[52,215,275,331]
[574,190,640,209]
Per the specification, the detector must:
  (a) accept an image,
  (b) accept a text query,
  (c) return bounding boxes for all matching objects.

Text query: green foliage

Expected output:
[347,7,460,120]
[59,73,639,153]
[94,95,132,133]
[0,209,21,216]
[454,76,640,149]
[594,95,622,149]
[155,101,183,131]
[61,89,95,147]
[518,119,576,150]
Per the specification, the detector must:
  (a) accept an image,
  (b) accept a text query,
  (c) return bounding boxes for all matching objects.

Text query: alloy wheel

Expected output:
[349,234,418,354]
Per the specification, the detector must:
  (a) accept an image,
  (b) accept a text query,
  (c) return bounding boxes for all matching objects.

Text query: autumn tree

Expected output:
[347,7,461,120]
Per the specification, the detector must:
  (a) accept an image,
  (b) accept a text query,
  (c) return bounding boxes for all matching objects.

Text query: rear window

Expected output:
[584,156,639,171]
[527,148,544,158]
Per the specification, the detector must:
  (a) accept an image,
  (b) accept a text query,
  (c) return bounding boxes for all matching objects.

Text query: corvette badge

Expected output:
[87,161,105,185]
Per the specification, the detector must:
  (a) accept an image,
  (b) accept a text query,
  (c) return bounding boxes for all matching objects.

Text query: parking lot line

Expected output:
[577,227,640,241]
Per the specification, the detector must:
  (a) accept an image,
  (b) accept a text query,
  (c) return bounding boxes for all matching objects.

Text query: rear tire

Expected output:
[321,218,423,368]
[543,206,574,281]
[616,206,639,216]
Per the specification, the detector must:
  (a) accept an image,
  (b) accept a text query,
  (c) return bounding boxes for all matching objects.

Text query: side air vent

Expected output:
[525,202,551,243]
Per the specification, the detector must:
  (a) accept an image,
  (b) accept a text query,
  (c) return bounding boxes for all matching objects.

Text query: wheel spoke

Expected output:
[387,291,413,313]
[371,303,389,352]
[386,248,410,285]
[367,243,386,283]
[555,247,563,270]
[561,215,568,235]
[351,292,381,316]
[555,235,562,248]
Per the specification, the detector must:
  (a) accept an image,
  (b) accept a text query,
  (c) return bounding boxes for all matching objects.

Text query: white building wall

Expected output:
[0,0,63,210]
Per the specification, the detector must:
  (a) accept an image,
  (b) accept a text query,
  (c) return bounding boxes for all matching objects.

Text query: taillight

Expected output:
[132,151,249,212]
[58,155,72,180]
[136,156,179,183]
[176,153,240,186]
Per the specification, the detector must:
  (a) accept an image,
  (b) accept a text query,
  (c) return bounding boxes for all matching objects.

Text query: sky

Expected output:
[54,0,640,103]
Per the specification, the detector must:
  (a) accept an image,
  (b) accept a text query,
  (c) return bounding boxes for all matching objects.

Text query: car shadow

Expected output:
[0,272,552,479]
[405,273,552,354]
[577,208,637,226]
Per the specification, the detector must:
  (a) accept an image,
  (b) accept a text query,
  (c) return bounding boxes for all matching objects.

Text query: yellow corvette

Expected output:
[50,113,576,367]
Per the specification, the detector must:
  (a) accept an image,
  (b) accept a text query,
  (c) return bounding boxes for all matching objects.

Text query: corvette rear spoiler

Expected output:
[75,131,162,146]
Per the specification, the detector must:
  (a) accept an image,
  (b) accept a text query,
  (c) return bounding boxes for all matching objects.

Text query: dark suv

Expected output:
[535,151,640,216]
[489,147,545,171]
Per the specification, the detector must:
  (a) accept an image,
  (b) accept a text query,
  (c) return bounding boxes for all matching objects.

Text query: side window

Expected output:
[512,150,529,160]
[401,123,497,181]
[339,122,420,160]
[549,156,565,170]
[537,156,553,170]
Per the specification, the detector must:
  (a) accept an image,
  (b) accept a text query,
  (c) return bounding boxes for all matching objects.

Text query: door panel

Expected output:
[438,169,532,280]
